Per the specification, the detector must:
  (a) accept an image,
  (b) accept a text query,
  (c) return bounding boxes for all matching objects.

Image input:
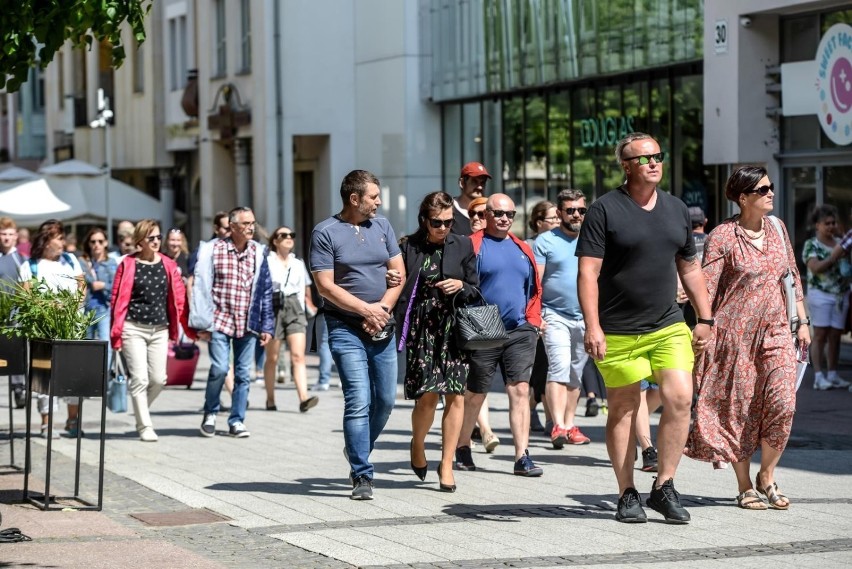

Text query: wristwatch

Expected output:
[697,317,715,326]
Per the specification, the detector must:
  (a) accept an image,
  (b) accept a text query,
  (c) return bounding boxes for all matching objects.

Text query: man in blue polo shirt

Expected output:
[310,169,405,500]
[455,193,544,477]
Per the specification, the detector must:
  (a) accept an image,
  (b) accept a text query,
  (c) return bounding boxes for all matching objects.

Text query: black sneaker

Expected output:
[351,475,373,500]
[455,445,476,471]
[471,426,482,441]
[646,477,690,524]
[13,386,26,409]
[615,487,647,523]
[530,411,545,432]
[641,447,658,472]
[228,421,250,438]
[200,413,216,437]
[513,450,543,477]
[585,397,600,417]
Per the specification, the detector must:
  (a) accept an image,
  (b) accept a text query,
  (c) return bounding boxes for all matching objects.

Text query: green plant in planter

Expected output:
[2,279,98,341]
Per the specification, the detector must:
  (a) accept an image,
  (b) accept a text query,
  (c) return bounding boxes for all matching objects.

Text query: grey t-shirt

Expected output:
[309,214,401,319]
[576,186,695,334]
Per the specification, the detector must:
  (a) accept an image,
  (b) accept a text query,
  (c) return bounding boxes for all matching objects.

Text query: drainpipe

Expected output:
[273,0,285,223]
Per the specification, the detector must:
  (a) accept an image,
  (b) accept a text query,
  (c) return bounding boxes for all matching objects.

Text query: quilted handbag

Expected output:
[453,289,509,351]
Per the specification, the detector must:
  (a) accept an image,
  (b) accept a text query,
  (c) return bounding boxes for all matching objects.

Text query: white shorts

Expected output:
[542,308,587,388]
[806,287,849,330]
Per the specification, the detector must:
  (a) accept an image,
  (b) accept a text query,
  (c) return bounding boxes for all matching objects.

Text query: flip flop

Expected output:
[736,489,768,510]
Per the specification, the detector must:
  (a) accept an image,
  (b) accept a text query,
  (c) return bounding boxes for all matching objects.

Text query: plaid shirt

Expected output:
[211,239,257,337]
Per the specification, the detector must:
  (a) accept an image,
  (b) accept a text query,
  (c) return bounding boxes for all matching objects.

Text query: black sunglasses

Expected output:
[562,207,587,215]
[274,232,296,240]
[469,210,486,219]
[622,152,665,165]
[89,239,106,245]
[428,218,454,229]
[489,209,517,220]
[743,182,774,196]
[146,234,163,243]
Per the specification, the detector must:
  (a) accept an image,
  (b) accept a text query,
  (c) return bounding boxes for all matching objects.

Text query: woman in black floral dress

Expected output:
[395,191,479,492]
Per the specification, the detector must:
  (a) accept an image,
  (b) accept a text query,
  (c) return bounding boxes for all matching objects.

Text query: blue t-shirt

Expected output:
[309,214,400,318]
[478,234,532,330]
[533,228,581,319]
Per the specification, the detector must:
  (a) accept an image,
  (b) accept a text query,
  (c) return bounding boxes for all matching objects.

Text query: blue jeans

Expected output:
[204,331,257,425]
[315,313,333,385]
[87,306,111,368]
[327,315,397,480]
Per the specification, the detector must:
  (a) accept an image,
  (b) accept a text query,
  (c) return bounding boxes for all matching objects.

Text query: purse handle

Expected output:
[451,286,485,312]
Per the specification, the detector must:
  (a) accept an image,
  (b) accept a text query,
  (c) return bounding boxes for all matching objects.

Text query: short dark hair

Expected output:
[555,189,586,209]
[213,211,229,230]
[811,203,839,226]
[725,166,768,203]
[417,191,454,231]
[340,170,380,204]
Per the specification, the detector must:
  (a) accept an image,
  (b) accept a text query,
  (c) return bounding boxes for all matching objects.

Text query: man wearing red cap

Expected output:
[451,162,491,236]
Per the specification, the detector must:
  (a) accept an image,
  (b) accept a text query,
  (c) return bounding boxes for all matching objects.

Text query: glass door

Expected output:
[786,166,817,277]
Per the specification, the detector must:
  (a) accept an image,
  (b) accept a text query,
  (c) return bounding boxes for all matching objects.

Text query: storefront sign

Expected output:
[579,115,636,148]
[816,23,852,145]
[784,24,852,145]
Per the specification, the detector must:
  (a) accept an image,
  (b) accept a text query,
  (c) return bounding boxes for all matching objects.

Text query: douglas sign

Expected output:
[579,115,636,148]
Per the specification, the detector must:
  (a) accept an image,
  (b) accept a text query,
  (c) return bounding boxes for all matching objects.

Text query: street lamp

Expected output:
[90,88,114,239]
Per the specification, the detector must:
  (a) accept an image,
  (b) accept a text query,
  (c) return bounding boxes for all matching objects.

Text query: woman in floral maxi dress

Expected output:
[395,191,479,492]
[686,166,810,511]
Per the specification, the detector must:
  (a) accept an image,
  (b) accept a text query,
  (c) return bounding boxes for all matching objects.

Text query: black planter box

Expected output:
[0,334,27,376]
[29,339,108,398]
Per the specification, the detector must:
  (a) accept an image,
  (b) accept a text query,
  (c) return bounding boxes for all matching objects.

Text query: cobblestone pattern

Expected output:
[361,538,852,569]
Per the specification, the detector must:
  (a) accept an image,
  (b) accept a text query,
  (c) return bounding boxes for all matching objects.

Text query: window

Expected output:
[240,0,251,72]
[133,37,144,93]
[169,15,188,90]
[214,0,227,76]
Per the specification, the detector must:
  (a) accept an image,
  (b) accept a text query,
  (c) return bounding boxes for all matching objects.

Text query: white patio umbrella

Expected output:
[0,166,72,217]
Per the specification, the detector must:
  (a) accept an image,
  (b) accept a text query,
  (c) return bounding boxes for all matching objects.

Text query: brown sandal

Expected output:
[755,472,790,510]
[736,489,767,510]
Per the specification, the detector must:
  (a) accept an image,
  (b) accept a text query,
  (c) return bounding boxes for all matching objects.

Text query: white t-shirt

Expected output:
[18,253,84,293]
[267,252,311,308]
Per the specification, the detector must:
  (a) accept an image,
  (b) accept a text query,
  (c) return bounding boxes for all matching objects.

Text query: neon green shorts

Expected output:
[596,322,693,389]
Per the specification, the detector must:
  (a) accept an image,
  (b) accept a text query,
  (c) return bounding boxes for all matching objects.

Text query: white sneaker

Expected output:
[827,372,850,388]
[813,373,832,391]
[139,427,159,442]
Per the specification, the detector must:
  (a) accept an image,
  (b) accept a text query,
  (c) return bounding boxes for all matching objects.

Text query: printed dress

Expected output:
[686,216,801,463]
[404,244,469,399]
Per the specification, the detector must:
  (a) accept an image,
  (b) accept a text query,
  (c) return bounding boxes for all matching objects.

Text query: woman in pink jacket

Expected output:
[110,219,192,441]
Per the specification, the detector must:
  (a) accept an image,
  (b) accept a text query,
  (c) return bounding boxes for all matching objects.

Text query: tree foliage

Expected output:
[0,1,153,92]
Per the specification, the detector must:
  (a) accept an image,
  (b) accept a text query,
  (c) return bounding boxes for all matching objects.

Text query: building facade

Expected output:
[431,0,710,236]
[704,0,852,270]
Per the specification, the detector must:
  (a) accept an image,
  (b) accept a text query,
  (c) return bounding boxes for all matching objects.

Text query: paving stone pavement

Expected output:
[1,344,852,568]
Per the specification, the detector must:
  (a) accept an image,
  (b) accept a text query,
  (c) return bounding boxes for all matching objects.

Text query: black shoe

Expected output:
[513,449,543,477]
[454,445,476,471]
[470,426,482,441]
[351,475,373,500]
[13,386,26,409]
[437,464,456,493]
[530,412,545,432]
[646,477,690,524]
[299,396,319,413]
[585,397,600,417]
[410,439,427,481]
[641,447,658,472]
[615,487,647,523]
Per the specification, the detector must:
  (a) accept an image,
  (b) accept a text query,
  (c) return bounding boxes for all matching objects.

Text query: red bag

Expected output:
[166,341,199,388]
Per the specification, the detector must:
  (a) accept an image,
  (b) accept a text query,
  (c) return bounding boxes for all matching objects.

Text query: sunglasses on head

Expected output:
[469,210,486,219]
[489,209,517,220]
[743,182,774,196]
[146,234,163,243]
[562,207,587,216]
[169,228,182,234]
[428,218,454,229]
[623,152,665,165]
[274,232,296,240]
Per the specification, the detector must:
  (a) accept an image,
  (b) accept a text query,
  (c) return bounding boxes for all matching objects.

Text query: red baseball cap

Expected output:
[459,162,491,179]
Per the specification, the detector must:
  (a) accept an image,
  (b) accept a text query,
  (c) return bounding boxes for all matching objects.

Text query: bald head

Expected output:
[485,193,516,238]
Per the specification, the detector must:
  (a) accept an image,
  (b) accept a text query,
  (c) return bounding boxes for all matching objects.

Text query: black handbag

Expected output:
[453,288,509,350]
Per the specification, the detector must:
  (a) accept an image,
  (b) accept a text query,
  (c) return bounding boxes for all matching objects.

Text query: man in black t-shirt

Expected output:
[576,133,712,525]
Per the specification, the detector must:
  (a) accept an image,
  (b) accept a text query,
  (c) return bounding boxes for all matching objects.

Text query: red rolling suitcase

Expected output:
[166,340,199,388]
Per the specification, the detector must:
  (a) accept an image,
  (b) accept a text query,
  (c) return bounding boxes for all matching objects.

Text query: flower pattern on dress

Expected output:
[686,216,799,464]
[404,245,469,399]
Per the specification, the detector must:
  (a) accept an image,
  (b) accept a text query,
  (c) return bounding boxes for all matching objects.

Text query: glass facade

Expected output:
[433,0,708,237]
[430,0,703,102]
